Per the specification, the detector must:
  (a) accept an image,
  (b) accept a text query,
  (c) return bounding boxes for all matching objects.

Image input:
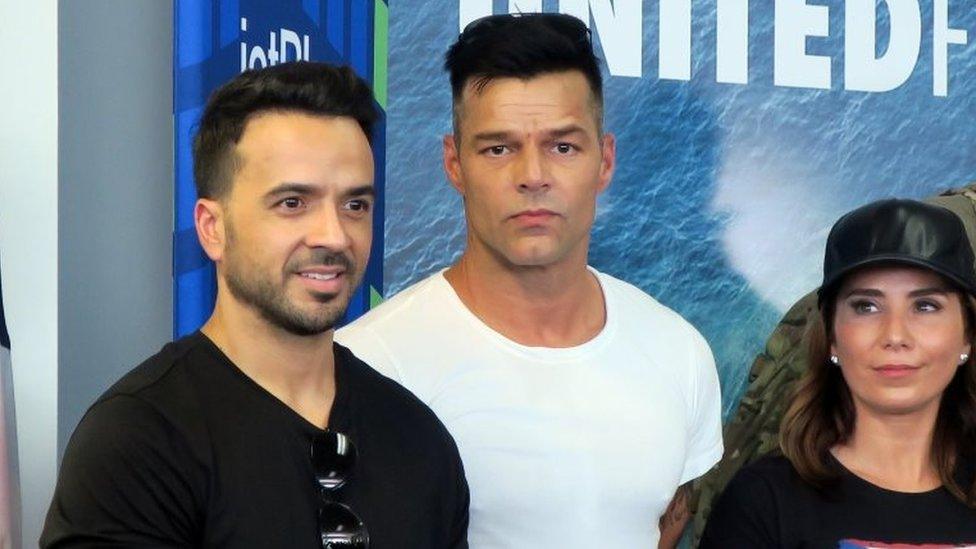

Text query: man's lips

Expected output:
[510,209,560,222]
[295,267,346,292]
[872,364,921,378]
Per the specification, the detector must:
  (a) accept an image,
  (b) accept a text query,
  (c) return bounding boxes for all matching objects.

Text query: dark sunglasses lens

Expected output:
[319,502,369,548]
[311,432,357,490]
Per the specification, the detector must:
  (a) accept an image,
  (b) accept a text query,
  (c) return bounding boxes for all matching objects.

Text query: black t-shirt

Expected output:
[41,332,469,548]
[701,454,976,548]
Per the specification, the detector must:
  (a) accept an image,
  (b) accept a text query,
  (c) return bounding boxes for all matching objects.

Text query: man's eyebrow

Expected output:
[471,125,589,143]
[342,184,376,198]
[263,182,317,199]
[471,131,512,142]
[546,125,587,139]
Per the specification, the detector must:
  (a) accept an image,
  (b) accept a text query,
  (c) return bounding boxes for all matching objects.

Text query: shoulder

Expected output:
[77,333,217,453]
[717,453,815,509]
[596,269,708,348]
[335,273,458,381]
[734,454,799,484]
[699,454,797,547]
[338,272,450,336]
[99,333,208,403]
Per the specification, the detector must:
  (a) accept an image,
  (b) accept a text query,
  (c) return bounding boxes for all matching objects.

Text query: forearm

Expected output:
[658,481,691,549]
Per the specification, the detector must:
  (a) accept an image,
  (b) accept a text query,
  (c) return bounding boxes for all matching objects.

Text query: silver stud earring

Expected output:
[830,355,840,365]
[961,354,969,365]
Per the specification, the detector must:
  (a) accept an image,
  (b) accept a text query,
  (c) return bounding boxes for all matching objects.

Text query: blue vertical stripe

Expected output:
[175,265,216,337]
[218,0,241,47]
[302,0,321,23]
[349,0,369,76]
[327,0,346,58]
[175,0,212,68]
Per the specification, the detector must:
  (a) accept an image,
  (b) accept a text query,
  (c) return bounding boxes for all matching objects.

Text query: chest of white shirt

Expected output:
[423,356,690,495]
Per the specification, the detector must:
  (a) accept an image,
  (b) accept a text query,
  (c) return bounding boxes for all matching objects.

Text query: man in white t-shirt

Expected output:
[337,13,723,548]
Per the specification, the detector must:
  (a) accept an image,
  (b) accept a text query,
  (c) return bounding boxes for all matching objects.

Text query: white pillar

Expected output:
[0,1,59,547]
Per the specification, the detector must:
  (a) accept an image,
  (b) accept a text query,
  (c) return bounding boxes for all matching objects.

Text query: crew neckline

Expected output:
[829,452,946,498]
[434,266,616,363]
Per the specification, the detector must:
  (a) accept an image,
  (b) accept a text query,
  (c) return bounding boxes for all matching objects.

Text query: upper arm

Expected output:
[681,329,724,484]
[445,429,470,549]
[41,395,201,547]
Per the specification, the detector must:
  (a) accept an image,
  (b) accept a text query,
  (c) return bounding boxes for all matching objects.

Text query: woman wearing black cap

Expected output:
[701,199,976,547]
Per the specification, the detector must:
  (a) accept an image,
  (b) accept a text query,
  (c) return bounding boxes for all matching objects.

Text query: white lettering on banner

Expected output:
[239,17,311,72]
[774,0,831,89]
[589,0,642,76]
[455,0,969,97]
[845,0,920,93]
[717,0,749,84]
[934,0,968,97]
[659,0,692,80]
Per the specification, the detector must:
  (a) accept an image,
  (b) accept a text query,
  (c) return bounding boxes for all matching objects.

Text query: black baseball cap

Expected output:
[818,198,976,306]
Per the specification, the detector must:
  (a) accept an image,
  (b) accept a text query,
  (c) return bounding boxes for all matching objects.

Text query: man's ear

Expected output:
[195,198,226,262]
[443,134,464,195]
[597,132,616,194]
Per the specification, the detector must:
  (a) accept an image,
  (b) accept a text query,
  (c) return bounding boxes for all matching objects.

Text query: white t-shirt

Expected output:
[336,269,723,548]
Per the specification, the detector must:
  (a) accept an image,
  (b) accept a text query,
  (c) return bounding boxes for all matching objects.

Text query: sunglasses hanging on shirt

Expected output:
[311,431,369,549]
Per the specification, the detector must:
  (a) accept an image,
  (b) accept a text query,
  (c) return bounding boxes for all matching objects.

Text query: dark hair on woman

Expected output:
[780,279,976,507]
[443,13,603,134]
[192,62,377,200]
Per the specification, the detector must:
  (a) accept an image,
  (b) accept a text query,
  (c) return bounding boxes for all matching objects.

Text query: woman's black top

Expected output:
[701,454,976,548]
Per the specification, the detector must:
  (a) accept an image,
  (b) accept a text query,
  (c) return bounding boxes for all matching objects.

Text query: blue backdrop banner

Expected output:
[173,0,388,337]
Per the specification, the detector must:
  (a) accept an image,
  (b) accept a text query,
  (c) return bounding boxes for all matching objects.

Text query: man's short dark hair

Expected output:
[193,62,377,200]
[444,13,603,133]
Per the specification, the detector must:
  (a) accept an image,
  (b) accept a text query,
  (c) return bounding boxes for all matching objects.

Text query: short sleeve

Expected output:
[335,325,403,383]
[699,465,780,548]
[448,446,470,549]
[680,328,724,484]
[40,395,202,547]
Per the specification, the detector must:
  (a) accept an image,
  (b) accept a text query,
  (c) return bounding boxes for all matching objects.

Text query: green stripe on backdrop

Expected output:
[369,285,384,309]
[373,0,388,109]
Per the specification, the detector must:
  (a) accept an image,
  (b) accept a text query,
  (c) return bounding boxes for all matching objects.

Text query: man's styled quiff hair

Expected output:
[192,61,377,200]
[443,13,604,135]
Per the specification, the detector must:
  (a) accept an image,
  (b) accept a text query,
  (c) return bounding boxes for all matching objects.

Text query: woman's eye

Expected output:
[915,300,941,313]
[851,300,878,314]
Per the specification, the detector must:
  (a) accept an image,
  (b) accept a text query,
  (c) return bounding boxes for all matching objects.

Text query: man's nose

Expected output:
[515,148,550,193]
[305,204,352,251]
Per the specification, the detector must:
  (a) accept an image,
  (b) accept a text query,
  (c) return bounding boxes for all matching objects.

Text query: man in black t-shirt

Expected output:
[41,62,469,548]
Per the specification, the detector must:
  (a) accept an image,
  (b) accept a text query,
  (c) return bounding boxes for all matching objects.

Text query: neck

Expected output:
[201,292,336,428]
[444,244,605,347]
[832,401,941,492]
